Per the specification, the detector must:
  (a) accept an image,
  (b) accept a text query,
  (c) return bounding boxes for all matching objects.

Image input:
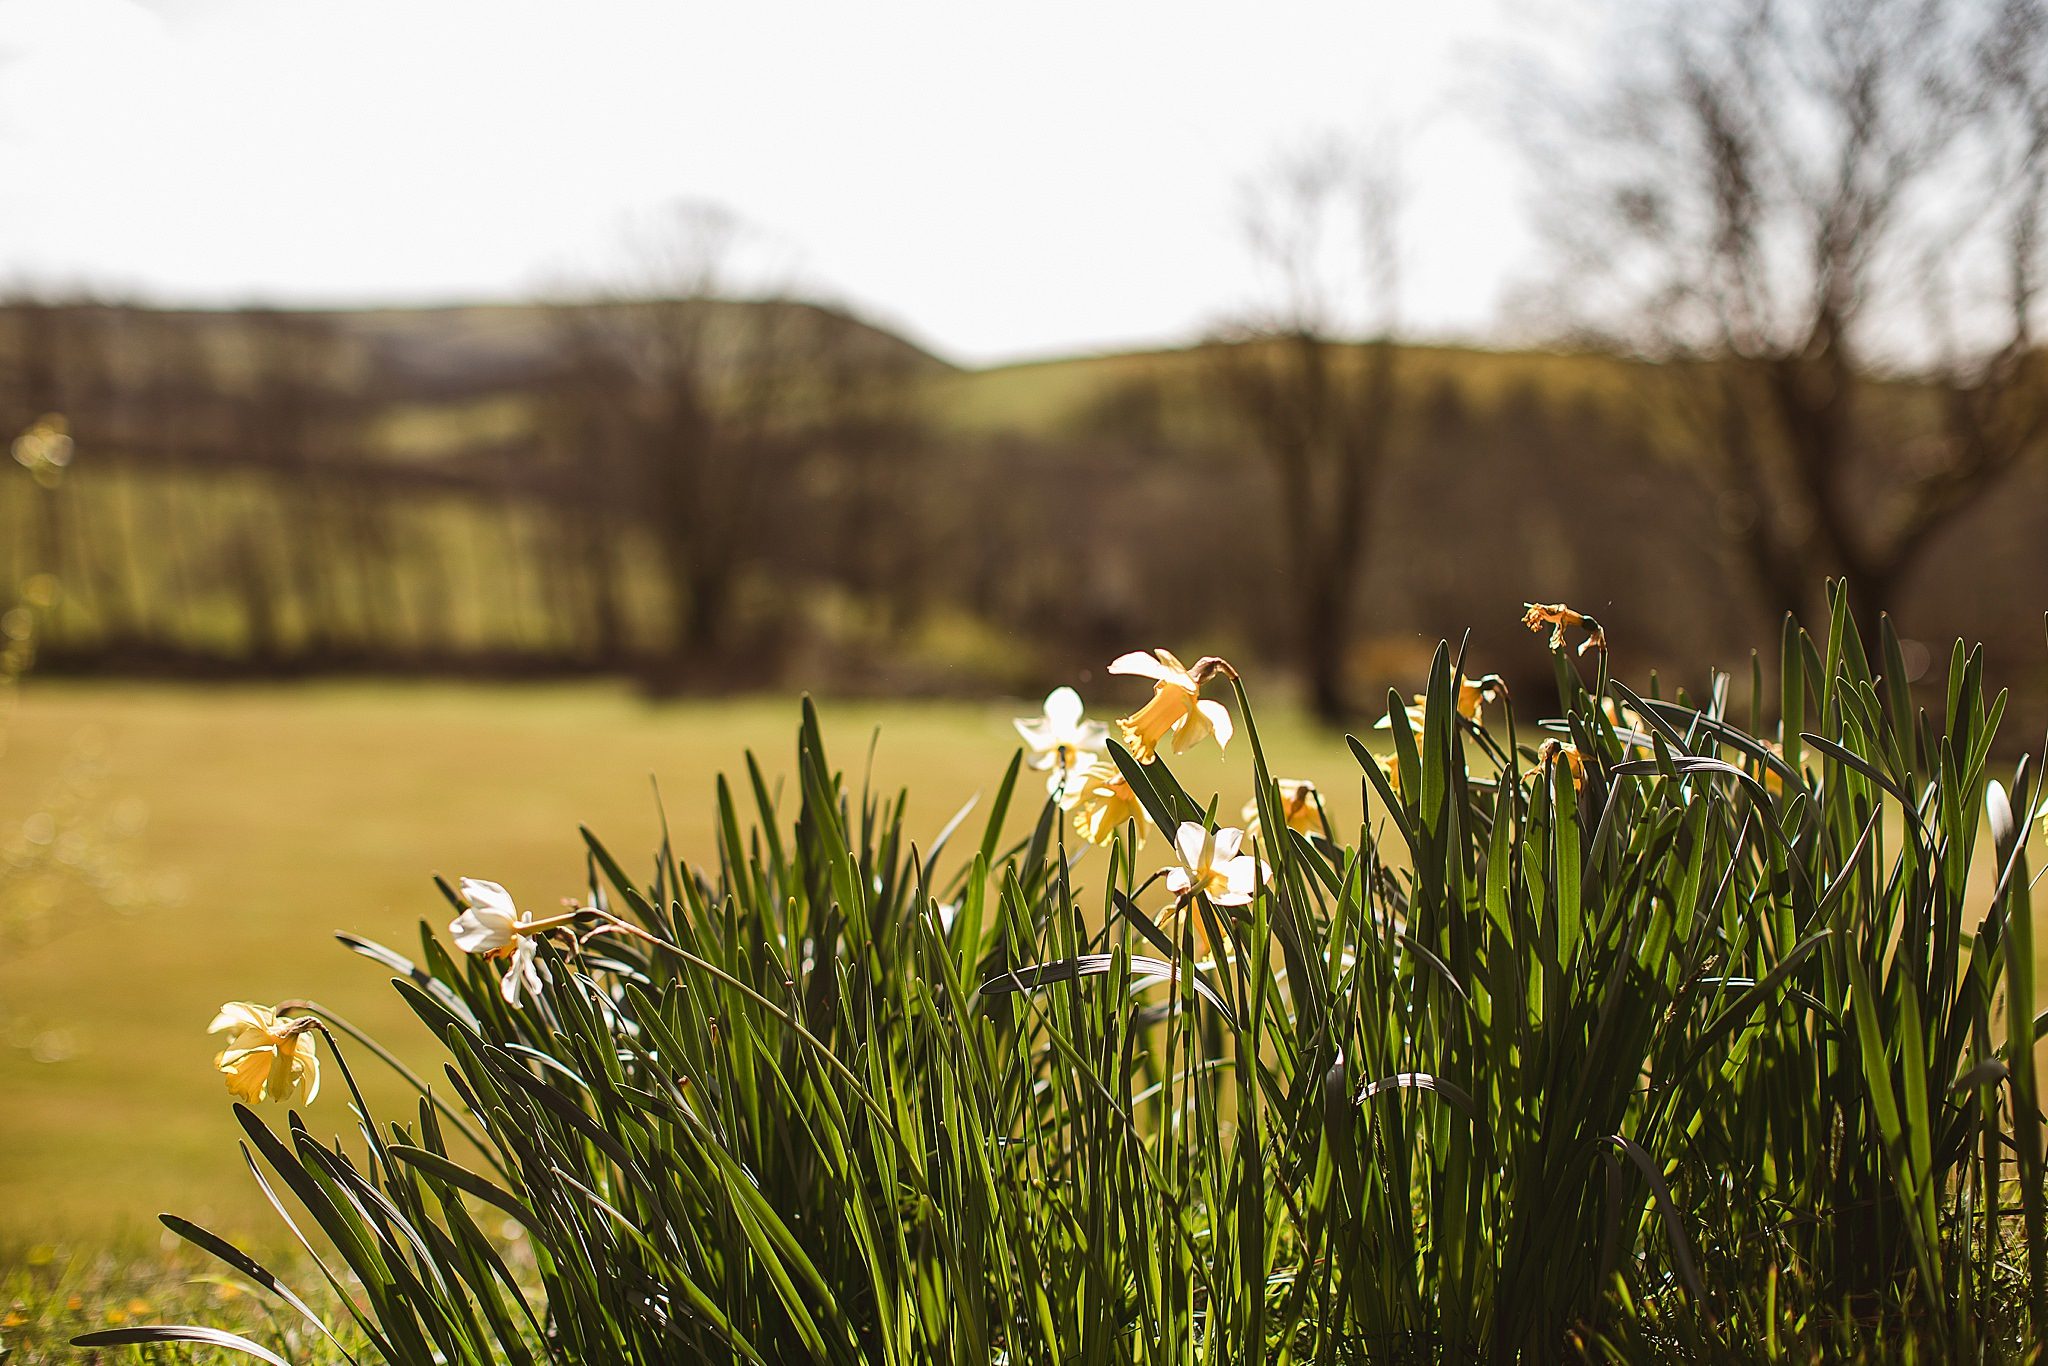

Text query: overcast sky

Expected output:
[0,0,1561,365]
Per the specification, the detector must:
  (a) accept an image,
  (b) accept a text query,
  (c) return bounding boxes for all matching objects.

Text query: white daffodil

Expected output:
[1164,822,1268,908]
[448,877,577,1005]
[1242,779,1323,841]
[1014,686,1108,794]
[1109,649,1235,763]
[208,1002,319,1106]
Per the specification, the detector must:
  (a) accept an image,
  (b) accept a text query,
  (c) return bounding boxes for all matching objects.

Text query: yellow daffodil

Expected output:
[1108,649,1235,762]
[1522,602,1607,655]
[1376,674,1504,732]
[1373,750,1403,798]
[1060,758,1146,847]
[1165,822,1270,909]
[1459,675,1506,724]
[208,1002,319,1106]
[449,877,580,1005]
[1014,686,1109,795]
[1242,779,1323,841]
[1762,740,1786,797]
[1375,699,1427,732]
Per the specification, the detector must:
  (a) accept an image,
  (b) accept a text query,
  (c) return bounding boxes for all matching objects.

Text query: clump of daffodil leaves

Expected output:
[92,586,2048,1364]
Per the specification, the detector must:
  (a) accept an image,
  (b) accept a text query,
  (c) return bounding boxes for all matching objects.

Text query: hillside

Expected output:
[0,294,1648,447]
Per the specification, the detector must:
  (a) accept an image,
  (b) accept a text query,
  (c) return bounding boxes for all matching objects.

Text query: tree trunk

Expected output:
[1299,580,1349,723]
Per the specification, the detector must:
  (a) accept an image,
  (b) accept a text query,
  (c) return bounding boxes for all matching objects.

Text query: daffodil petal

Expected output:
[1198,699,1233,751]
[1043,687,1084,729]
[451,908,515,954]
[208,1002,274,1036]
[1108,650,1182,684]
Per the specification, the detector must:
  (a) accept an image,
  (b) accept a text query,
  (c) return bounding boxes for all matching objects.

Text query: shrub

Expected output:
[80,587,2048,1362]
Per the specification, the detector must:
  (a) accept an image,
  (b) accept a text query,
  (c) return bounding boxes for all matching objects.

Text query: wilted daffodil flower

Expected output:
[1529,738,1587,791]
[450,877,582,1005]
[1109,649,1235,763]
[1522,602,1607,655]
[1242,779,1323,841]
[1061,758,1146,847]
[1165,822,1269,909]
[208,1002,319,1106]
[1015,686,1108,794]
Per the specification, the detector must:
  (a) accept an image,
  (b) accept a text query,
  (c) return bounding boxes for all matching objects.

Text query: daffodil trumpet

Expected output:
[208,1002,321,1106]
[1061,757,1147,847]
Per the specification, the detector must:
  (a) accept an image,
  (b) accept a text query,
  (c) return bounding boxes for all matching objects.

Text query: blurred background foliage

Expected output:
[1,0,2045,729]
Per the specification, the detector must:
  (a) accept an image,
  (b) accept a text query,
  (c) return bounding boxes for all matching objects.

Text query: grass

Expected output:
[0,678,1359,1250]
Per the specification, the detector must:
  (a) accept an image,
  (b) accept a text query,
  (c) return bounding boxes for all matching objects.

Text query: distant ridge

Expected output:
[0,297,957,405]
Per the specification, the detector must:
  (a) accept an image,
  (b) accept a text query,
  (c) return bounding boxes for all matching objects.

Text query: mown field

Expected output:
[0,679,1363,1251]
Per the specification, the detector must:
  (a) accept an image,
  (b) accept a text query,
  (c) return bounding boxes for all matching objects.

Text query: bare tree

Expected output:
[1527,0,2048,636]
[1209,137,1402,722]
[549,205,850,676]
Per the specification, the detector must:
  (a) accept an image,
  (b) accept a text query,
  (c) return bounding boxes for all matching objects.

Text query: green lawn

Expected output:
[0,679,1363,1251]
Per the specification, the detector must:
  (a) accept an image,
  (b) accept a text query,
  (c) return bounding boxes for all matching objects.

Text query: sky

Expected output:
[0,0,1557,366]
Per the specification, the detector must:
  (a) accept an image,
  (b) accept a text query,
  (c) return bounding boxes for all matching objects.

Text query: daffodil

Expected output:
[449,877,579,1005]
[1522,602,1607,655]
[1109,649,1235,762]
[1165,822,1269,909]
[208,1002,319,1106]
[1242,779,1323,841]
[1014,686,1109,795]
[1529,738,1587,791]
[1374,750,1403,798]
[1374,699,1427,732]
[1376,675,1502,732]
[1061,758,1146,847]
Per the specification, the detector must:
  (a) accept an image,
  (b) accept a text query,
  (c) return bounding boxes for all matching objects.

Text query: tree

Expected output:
[1209,137,1403,722]
[1527,0,2048,637]
[548,204,906,677]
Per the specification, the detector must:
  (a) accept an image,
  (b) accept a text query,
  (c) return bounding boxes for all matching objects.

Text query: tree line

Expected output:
[2,0,2044,722]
